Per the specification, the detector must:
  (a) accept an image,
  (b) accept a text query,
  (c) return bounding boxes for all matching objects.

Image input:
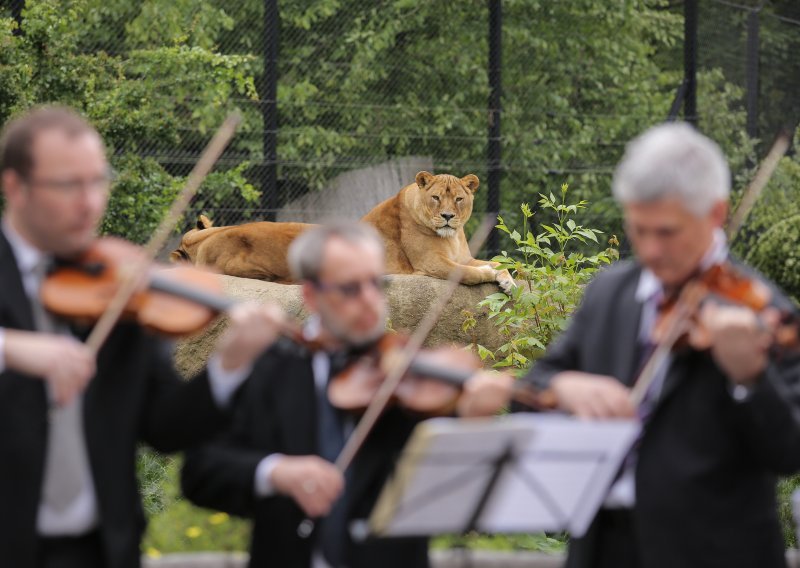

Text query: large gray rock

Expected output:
[174,274,506,377]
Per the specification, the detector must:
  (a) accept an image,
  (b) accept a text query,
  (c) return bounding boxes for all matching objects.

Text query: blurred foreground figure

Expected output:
[0,106,285,568]
[513,123,800,568]
[181,222,511,568]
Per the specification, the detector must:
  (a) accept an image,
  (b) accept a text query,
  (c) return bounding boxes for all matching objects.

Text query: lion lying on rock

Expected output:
[169,215,312,282]
[363,171,514,292]
[171,171,514,292]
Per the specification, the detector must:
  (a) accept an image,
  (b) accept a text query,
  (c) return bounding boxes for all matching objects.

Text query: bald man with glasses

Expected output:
[181,222,511,568]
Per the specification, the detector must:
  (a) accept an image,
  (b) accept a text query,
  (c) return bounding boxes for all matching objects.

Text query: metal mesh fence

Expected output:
[3,0,798,246]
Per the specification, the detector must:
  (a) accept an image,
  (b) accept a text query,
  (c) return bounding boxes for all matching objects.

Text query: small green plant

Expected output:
[470,184,618,369]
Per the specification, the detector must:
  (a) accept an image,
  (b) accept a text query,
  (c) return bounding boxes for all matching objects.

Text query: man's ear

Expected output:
[415,171,435,190]
[1,170,25,208]
[711,200,728,228]
[302,281,319,314]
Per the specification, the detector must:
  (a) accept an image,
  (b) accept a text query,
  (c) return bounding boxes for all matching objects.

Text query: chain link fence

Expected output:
[4,1,798,246]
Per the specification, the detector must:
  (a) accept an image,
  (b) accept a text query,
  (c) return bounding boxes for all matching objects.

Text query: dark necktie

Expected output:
[317,352,348,566]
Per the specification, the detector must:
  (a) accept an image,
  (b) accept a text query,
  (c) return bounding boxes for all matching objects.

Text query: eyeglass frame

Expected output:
[311,275,389,299]
[22,168,115,197]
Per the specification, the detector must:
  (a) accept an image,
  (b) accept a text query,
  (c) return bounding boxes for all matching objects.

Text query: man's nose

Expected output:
[637,236,663,261]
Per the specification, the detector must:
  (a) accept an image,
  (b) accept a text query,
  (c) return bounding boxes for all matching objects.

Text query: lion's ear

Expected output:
[169,249,190,263]
[461,174,480,193]
[197,214,214,230]
[416,171,435,190]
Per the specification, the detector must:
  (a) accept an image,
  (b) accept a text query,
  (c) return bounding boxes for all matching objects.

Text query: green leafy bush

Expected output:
[733,150,800,301]
[466,184,618,370]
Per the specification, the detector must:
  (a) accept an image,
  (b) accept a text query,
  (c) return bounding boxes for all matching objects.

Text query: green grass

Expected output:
[138,449,250,559]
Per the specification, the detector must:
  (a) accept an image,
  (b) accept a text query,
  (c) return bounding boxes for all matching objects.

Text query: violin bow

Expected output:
[726,129,792,241]
[84,113,242,355]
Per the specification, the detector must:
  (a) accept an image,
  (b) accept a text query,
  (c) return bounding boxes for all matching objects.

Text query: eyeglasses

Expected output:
[25,173,113,197]
[313,276,388,299]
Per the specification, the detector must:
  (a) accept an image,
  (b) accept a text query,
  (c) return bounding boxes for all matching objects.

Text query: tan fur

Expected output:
[361,171,515,292]
[170,215,313,282]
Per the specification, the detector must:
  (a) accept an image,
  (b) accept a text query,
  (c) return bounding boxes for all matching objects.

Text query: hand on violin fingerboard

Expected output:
[4,329,95,406]
[456,371,514,417]
[216,302,288,372]
[551,371,636,419]
[698,303,777,385]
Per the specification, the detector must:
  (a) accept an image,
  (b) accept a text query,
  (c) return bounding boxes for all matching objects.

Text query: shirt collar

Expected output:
[635,227,728,303]
[1,217,46,277]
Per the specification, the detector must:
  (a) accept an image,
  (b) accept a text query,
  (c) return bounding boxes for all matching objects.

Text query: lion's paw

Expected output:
[496,269,516,293]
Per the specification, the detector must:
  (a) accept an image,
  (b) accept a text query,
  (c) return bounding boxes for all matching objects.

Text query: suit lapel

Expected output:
[652,349,692,411]
[0,229,35,331]
[611,266,645,387]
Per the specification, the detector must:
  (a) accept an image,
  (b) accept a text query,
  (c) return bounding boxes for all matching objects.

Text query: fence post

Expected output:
[10,0,24,35]
[487,0,502,256]
[746,8,760,141]
[683,0,698,126]
[261,0,279,221]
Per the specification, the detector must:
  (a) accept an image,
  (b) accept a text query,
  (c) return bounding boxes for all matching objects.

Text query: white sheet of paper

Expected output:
[369,414,639,538]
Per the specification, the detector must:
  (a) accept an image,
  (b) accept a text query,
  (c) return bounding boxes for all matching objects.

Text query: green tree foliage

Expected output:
[0,0,260,242]
[731,135,800,300]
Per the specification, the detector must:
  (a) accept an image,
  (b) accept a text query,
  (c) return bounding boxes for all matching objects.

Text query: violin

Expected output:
[632,262,799,406]
[40,237,320,348]
[327,332,557,417]
[651,263,799,351]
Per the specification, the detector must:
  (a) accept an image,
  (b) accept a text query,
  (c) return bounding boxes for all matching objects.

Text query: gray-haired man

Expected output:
[516,123,800,568]
[182,221,510,568]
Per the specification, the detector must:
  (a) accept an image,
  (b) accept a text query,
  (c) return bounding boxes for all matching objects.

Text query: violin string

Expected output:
[83,113,241,355]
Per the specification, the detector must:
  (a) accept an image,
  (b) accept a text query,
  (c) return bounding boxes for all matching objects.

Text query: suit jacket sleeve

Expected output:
[181,353,279,517]
[137,334,231,453]
[727,287,800,473]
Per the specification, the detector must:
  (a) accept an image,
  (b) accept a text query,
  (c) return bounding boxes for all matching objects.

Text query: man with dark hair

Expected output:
[181,220,511,568]
[0,105,285,568]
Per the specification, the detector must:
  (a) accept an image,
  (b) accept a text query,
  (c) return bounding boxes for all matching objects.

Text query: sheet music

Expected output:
[368,414,639,538]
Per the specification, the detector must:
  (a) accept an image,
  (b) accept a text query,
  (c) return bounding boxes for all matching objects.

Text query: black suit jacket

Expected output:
[0,230,231,568]
[522,260,800,568]
[181,343,430,568]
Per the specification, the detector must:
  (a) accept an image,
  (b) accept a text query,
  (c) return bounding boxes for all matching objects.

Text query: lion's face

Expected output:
[414,171,479,238]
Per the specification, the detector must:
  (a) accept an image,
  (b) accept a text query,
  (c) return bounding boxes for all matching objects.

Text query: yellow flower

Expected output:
[185,526,203,539]
[209,512,229,525]
[146,548,162,559]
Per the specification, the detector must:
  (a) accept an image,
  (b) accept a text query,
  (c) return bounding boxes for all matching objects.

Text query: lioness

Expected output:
[362,171,515,292]
[170,215,313,282]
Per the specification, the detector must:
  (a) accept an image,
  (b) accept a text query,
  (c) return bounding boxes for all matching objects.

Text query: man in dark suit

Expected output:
[517,123,800,568]
[181,221,511,568]
[0,106,286,568]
